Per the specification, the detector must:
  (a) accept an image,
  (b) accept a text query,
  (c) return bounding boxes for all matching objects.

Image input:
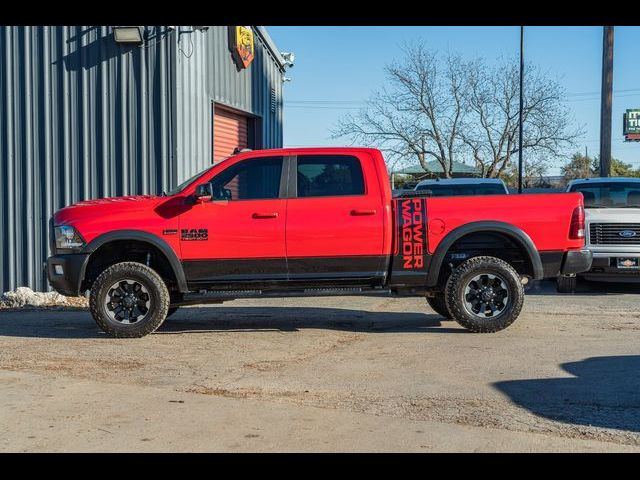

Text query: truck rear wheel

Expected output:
[444,256,524,333]
[426,294,452,319]
[556,275,577,293]
[89,261,170,338]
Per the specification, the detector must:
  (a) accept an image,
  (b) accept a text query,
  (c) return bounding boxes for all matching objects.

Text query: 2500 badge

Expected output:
[181,228,208,241]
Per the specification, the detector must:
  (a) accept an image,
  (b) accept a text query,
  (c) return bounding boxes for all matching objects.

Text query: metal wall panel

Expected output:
[207,26,283,150]
[0,26,176,292]
[174,28,211,183]
[0,25,285,293]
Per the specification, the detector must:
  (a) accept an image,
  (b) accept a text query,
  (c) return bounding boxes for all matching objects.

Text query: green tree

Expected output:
[562,152,640,184]
[562,152,595,183]
[609,158,640,177]
[390,174,415,189]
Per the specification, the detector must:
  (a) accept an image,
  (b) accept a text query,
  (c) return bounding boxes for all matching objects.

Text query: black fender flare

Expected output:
[425,221,544,287]
[83,230,188,293]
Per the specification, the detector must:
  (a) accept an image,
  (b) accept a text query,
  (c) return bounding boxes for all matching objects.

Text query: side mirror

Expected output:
[193,183,212,203]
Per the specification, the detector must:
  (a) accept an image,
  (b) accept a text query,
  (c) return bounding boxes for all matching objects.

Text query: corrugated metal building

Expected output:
[0,25,287,293]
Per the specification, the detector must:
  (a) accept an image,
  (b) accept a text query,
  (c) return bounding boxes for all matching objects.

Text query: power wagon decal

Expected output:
[390,197,430,287]
[401,198,426,269]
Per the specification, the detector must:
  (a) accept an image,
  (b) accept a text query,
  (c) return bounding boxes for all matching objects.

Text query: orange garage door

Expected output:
[213,106,249,163]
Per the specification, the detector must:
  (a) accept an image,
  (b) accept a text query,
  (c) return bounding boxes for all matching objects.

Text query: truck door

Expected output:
[179,156,287,286]
[285,153,386,283]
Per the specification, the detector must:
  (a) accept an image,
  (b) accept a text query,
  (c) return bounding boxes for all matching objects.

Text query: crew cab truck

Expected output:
[47,148,592,337]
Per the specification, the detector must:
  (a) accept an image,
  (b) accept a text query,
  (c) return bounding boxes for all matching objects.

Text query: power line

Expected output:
[286,100,365,104]
[566,87,640,97]
[285,88,640,107]
[285,105,362,110]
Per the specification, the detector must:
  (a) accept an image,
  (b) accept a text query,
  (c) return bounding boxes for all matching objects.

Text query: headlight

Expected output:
[54,225,85,251]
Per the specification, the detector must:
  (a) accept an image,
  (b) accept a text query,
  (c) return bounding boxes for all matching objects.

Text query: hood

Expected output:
[585,207,640,223]
[54,194,163,224]
[71,194,160,207]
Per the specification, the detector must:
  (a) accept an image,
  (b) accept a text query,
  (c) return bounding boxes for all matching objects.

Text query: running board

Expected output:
[174,287,393,306]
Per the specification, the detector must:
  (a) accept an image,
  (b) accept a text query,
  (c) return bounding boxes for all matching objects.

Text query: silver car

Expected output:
[559,177,640,292]
[414,178,509,196]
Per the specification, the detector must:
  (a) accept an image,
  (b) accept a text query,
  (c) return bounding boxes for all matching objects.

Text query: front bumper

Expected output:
[46,253,91,296]
[578,253,640,282]
[561,249,593,275]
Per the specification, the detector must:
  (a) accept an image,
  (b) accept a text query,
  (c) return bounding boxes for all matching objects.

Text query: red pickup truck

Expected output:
[47,147,592,337]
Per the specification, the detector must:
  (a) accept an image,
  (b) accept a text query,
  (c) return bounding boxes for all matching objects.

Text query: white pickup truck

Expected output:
[558,177,640,292]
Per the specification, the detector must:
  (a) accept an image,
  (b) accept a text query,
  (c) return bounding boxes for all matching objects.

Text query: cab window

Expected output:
[296,155,365,197]
[209,157,283,201]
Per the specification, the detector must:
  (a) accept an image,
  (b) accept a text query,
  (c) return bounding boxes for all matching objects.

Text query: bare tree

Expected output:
[461,58,583,178]
[332,44,467,178]
[502,155,550,188]
[332,43,584,178]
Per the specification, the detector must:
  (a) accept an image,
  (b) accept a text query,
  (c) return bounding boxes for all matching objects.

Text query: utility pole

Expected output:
[518,26,524,193]
[599,26,614,177]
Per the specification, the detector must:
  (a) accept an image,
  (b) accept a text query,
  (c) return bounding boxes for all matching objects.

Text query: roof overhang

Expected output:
[254,26,286,71]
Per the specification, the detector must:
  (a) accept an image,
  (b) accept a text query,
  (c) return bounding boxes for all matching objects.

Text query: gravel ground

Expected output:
[0,279,639,452]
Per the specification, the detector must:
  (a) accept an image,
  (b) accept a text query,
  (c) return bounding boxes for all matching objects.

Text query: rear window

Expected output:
[569,182,640,208]
[415,183,506,197]
[296,155,365,197]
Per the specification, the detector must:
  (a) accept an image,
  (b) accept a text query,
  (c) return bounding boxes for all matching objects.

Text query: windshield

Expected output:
[569,182,640,208]
[164,165,216,196]
[415,183,506,197]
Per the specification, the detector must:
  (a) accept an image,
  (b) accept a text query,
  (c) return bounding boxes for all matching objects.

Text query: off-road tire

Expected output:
[89,262,170,338]
[426,294,452,319]
[445,256,524,333]
[556,275,577,294]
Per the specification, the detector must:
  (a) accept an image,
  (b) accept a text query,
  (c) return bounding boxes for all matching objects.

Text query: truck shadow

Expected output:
[494,355,640,433]
[0,307,465,339]
[156,307,464,335]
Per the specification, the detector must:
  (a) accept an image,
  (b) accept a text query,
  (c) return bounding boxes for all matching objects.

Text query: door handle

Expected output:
[252,212,279,219]
[350,209,376,216]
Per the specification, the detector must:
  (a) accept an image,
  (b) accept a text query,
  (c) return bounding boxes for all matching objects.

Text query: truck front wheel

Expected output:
[89,261,170,338]
[444,256,524,333]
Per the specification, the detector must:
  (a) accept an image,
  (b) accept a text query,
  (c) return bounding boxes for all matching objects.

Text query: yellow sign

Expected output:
[234,26,254,69]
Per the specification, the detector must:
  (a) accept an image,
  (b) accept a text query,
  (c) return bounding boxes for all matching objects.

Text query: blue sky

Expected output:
[267,26,640,175]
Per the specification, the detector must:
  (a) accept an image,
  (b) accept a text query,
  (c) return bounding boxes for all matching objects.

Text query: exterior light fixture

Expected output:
[281,52,295,68]
[112,26,143,44]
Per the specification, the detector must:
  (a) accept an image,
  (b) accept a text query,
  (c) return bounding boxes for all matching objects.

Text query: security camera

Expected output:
[281,52,295,68]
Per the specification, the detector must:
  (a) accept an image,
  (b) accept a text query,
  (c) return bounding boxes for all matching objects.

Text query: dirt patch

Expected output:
[598,322,640,331]
[184,384,640,447]
[0,356,144,377]
[2,282,640,452]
